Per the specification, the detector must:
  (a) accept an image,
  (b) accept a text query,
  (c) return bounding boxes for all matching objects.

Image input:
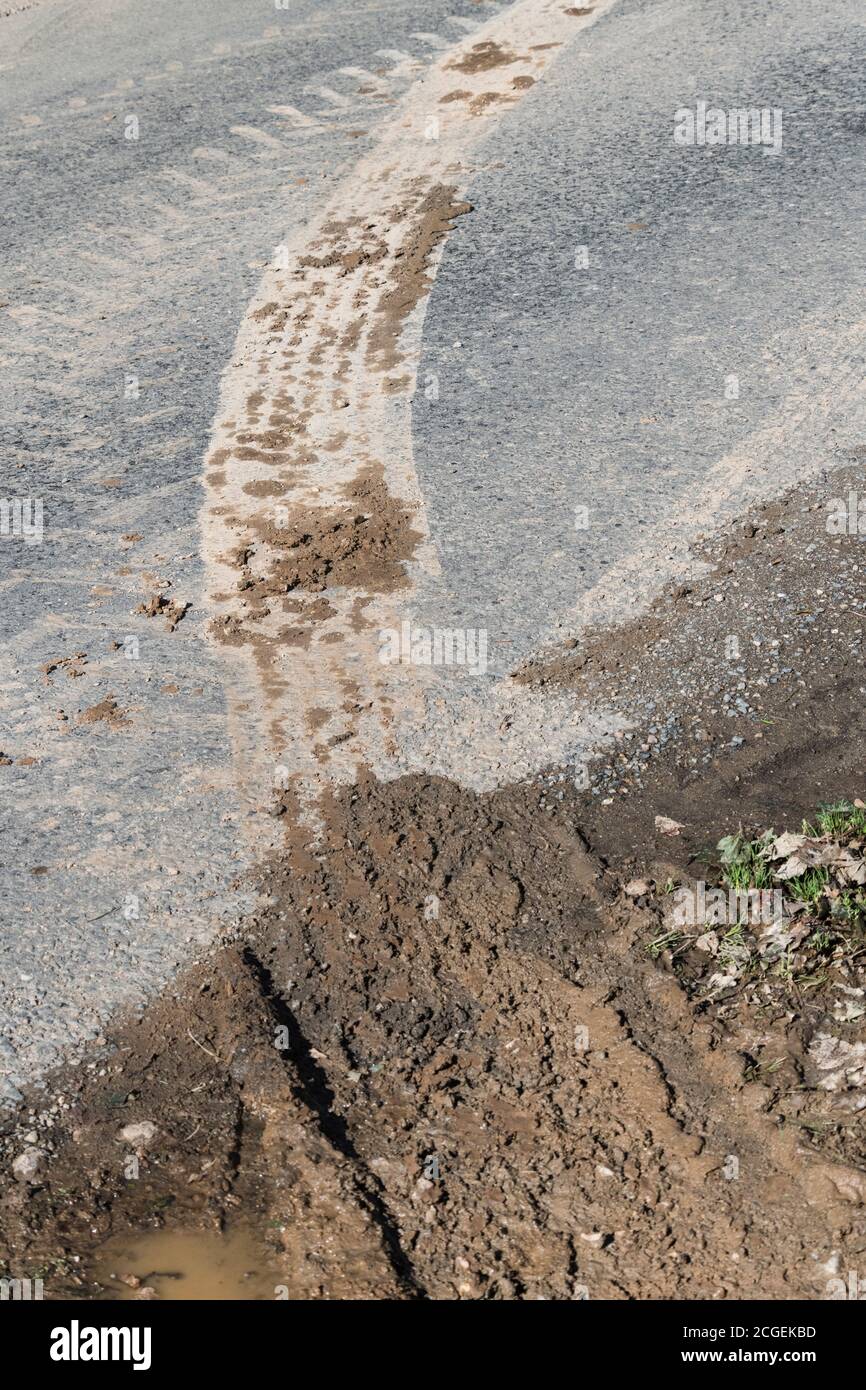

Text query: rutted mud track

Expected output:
[3,724,864,1299]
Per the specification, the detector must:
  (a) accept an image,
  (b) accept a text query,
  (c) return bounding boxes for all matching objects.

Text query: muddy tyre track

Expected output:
[200,0,621,826]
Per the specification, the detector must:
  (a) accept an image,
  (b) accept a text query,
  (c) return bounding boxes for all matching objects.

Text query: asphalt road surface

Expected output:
[1,0,864,1098]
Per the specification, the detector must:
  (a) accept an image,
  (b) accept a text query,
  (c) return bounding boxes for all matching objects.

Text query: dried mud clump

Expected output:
[299,239,387,276]
[469,92,508,117]
[41,652,88,684]
[233,465,421,605]
[135,593,190,632]
[76,696,131,730]
[447,40,521,75]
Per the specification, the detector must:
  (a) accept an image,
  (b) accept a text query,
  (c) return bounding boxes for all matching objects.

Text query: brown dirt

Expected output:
[468,92,510,117]
[2,741,863,1298]
[299,240,387,276]
[135,593,190,632]
[220,463,420,618]
[41,652,88,684]
[5,457,866,1299]
[365,185,472,375]
[75,696,131,731]
[447,41,521,76]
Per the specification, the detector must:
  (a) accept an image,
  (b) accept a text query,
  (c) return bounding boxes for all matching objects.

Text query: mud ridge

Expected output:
[240,946,425,1298]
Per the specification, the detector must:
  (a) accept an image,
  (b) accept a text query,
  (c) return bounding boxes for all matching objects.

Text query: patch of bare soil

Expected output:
[4,464,866,1299]
[635,810,866,1178]
[0,760,861,1299]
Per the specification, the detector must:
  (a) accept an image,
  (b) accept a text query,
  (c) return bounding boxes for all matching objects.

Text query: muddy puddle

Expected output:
[92,1227,281,1301]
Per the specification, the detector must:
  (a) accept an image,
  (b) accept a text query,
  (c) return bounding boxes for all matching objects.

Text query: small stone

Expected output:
[655,815,684,836]
[12,1146,45,1183]
[624,878,650,898]
[695,931,720,956]
[118,1121,158,1149]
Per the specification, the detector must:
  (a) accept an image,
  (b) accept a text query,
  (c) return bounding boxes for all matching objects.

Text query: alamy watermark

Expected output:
[674,101,782,157]
[379,621,487,676]
[827,1270,866,1300]
[50,1322,151,1370]
[0,497,43,545]
[1,1276,44,1300]
[671,882,784,928]
[826,491,866,535]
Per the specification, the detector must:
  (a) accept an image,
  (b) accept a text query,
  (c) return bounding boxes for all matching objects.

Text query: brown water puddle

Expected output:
[93,1227,281,1301]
